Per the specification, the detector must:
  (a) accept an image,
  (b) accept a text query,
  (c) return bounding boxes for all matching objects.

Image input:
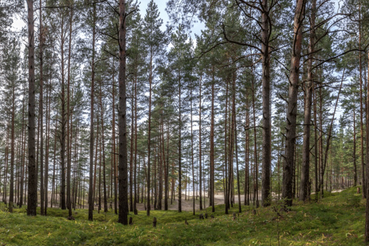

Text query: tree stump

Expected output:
[357,187,361,194]
[185,219,188,225]
[153,217,157,227]
[129,217,133,225]
[199,213,204,220]
[205,213,208,219]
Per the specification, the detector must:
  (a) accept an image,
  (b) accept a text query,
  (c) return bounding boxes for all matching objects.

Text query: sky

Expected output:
[138,0,205,37]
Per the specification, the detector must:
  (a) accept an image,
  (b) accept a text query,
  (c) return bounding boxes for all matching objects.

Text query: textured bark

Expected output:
[44,76,51,214]
[261,0,272,207]
[39,0,44,215]
[130,80,134,212]
[134,75,138,212]
[190,90,195,215]
[9,77,15,213]
[27,0,37,216]
[178,71,182,213]
[359,2,366,199]
[60,15,66,210]
[251,67,258,207]
[51,114,58,208]
[199,76,203,210]
[67,2,73,218]
[147,47,153,216]
[112,64,117,214]
[88,1,96,221]
[224,79,229,214]
[210,69,215,212]
[283,0,305,207]
[118,0,128,225]
[365,50,369,243]
[353,109,357,187]
[99,81,108,213]
[300,0,315,202]
[244,93,250,206]
[20,94,26,208]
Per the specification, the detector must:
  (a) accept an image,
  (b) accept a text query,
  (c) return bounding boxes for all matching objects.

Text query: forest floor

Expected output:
[0,187,365,245]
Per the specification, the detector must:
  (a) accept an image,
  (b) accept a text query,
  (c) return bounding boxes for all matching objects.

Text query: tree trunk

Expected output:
[112,61,117,215]
[118,0,128,225]
[283,0,305,207]
[199,76,203,210]
[359,2,366,198]
[210,68,215,213]
[67,2,74,218]
[261,0,272,207]
[9,77,15,213]
[178,70,182,213]
[251,66,258,207]
[88,1,96,221]
[300,0,315,202]
[27,0,37,216]
[130,79,134,212]
[245,91,250,205]
[147,47,153,216]
[191,89,195,215]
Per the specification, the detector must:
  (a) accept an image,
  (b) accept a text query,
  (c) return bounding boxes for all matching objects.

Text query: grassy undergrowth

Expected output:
[0,187,366,245]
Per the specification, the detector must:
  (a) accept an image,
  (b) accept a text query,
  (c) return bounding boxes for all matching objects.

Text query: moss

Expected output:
[0,188,366,245]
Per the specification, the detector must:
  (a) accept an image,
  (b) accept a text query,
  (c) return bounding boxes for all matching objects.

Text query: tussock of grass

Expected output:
[0,187,366,245]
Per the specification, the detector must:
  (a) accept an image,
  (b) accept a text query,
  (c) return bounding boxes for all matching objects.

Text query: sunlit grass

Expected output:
[0,187,366,245]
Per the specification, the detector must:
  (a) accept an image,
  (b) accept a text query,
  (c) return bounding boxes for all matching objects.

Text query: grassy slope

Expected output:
[0,187,365,245]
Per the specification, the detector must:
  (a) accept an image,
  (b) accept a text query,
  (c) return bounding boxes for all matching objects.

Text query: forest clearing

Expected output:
[0,187,364,245]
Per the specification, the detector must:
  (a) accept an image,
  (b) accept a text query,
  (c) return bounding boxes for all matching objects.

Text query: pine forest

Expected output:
[1,0,369,245]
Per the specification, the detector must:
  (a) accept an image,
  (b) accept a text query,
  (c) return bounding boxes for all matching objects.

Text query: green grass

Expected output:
[0,188,366,245]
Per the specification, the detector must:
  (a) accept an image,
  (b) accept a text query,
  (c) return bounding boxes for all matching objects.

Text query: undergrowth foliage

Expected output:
[0,187,365,245]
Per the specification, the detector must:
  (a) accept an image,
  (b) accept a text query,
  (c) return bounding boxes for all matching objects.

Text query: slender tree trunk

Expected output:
[67,1,74,218]
[364,49,369,243]
[38,0,44,215]
[20,94,26,208]
[165,121,170,210]
[191,90,195,215]
[178,70,182,213]
[9,80,15,213]
[283,0,305,207]
[354,108,357,186]
[245,92,250,206]
[112,62,117,215]
[199,76,203,210]
[52,114,58,208]
[134,75,138,212]
[130,79,134,212]
[224,79,230,214]
[251,67,258,208]
[45,76,51,215]
[118,0,128,225]
[27,0,37,216]
[147,48,153,216]
[300,0,315,202]
[359,2,366,198]
[99,82,108,213]
[261,0,272,207]
[60,15,67,210]
[210,68,215,212]
[88,1,96,221]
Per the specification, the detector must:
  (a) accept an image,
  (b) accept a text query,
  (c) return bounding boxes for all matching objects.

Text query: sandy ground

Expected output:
[2,189,344,212]
[135,193,260,212]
